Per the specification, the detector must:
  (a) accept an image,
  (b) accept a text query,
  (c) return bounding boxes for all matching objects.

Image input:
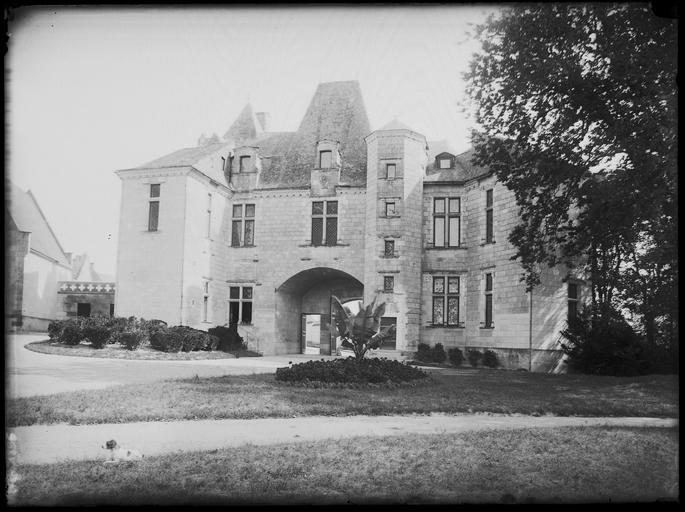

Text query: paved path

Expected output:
[8,414,677,465]
[5,334,338,399]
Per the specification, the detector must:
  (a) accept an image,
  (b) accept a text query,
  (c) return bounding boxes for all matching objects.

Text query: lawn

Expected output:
[7,371,677,426]
[8,427,678,505]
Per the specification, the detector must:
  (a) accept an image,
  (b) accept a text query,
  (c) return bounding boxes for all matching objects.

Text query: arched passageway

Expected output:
[275,267,363,355]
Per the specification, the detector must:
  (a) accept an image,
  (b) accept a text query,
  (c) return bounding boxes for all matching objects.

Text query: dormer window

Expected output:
[435,152,455,170]
[387,163,396,179]
[319,150,332,169]
[239,155,251,173]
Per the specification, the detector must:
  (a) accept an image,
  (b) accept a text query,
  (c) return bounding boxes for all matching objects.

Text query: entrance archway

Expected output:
[275,267,363,355]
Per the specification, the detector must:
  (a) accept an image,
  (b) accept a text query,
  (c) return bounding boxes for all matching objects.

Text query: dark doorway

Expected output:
[77,303,91,318]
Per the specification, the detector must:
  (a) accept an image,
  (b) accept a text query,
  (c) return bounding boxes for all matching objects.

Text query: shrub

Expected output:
[106,316,130,344]
[47,320,63,340]
[119,329,145,351]
[482,349,499,368]
[81,316,111,349]
[415,343,432,362]
[208,325,246,352]
[467,349,483,368]
[150,327,184,353]
[448,347,464,366]
[431,343,447,363]
[275,358,428,384]
[560,306,653,376]
[58,319,83,345]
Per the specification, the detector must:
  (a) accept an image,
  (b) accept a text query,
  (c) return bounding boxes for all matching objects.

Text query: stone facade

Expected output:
[115,81,581,371]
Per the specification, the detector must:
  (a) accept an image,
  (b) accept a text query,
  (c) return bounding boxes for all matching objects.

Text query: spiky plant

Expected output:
[331,295,396,360]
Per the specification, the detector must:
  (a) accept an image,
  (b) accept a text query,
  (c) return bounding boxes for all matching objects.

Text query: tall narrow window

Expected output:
[228,286,253,325]
[231,204,256,247]
[485,189,494,243]
[568,283,579,321]
[433,197,460,247]
[221,156,226,172]
[319,150,332,169]
[239,155,251,173]
[380,317,397,350]
[384,240,395,257]
[384,276,394,292]
[148,184,160,232]
[484,273,494,328]
[386,163,396,179]
[432,276,460,326]
[202,281,209,322]
[206,193,212,238]
[311,200,338,246]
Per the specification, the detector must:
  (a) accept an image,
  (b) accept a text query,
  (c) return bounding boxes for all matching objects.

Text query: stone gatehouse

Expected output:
[115,80,583,371]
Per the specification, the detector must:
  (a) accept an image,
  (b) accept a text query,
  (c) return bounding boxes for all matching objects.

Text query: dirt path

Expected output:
[8,413,677,465]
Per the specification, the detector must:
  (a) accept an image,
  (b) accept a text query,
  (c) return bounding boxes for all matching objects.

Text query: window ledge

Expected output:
[479,326,495,330]
[480,241,496,247]
[230,245,257,249]
[381,254,400,259]
[299,243,350,248]
[426,324,465,329]
[142,230,162,234]
[425,246,466,251]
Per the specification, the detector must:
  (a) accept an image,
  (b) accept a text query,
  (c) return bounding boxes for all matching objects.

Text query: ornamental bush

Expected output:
[81,316,111,349]
[47,320,63,340]
[150,327,184,353]
[431,343,447,363]
[58,319,82,345]
[467,349,483,368]
[275,358,428,385]
[482,349,499,368]
[208,325,246,352]
[448,347,464,366]
[415,343,432,362]
[119,329,145,351]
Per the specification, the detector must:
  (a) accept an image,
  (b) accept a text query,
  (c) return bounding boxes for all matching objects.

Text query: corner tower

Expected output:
[363,120,427,352]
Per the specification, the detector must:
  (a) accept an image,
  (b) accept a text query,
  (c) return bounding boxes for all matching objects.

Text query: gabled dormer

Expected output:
[434,152,456,170]
[228,145,261,190]
[315,139,342,170]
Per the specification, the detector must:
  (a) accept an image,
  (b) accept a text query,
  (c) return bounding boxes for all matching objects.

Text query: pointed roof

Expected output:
[259,80,371,187]
[7,183,70,267]
[377,118,416,132]
[223,103,263,143]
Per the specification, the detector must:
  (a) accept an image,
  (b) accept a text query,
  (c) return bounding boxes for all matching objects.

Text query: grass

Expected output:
[25,340,261,360]
[8,427,678,505]
[7,371,677,426]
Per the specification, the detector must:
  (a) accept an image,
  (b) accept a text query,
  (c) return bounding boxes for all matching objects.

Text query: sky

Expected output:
[7,5,499,276]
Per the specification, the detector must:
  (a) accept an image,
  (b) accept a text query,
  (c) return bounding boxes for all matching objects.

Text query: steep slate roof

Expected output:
[424,142,490,183]
[223,103,263,143]
[377,118,417,132]
[7,183,71,267]
[139,142,229,169]
[258,80,371,187]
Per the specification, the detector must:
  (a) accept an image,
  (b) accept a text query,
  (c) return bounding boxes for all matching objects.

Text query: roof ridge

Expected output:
[24,189,69,265]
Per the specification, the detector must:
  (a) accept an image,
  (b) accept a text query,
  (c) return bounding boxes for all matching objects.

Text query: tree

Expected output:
[464,4,677,344]
[331,296,395,360]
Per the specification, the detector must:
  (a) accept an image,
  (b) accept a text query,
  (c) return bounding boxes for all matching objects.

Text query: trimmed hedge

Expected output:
[208,325,246,352]
[150,327,184,353]
[416,343,432,362]
[119,329,146,351]
[482,349,499,368]
[275,358,428,385]
[448,347,464,366]
[431,343,447,363]
[59,319,83,346]
[467,349,483,368]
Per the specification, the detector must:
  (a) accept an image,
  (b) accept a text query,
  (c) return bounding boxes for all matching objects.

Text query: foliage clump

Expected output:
[415,343,432,362]
[150,327,184,353]
[467,350,483,368]
[331,296,395,359]
[431,343,447,363]
[448,347,464,367]
[275,358,428,385]
[208,325,246,352]
[482,349,499,368]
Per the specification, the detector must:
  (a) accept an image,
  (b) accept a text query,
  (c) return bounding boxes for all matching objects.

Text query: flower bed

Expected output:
[275,357,428,385]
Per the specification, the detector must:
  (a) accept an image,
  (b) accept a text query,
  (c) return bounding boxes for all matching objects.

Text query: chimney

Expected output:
[255,112,271,132]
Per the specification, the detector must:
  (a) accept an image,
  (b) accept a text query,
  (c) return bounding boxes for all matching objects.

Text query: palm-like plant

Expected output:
[331,295,396,360]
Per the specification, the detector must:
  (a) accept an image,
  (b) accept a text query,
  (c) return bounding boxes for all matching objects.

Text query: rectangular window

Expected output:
[484,272,493,328]
[485,189,494,243]
[384,240,395,257]
[432,276,460,326]
[109,304,115,317]
[439,158,452,169]
[385,201,397,217]
[206,193,212,238]
[148,201,159,231]
[150,184,160,198]
[433,197,460,247]
[239,155,251,173]
[311,200,338,246]
[202,281,209,322]
[231,204,256,247]
[228,285,253,325]
[386,163,396,179]
[221,156,226,171]
[384,276,394,292]
[319,150,332,168]
[568,283,579,321]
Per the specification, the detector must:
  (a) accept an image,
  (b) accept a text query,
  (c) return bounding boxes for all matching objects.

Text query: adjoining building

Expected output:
[114,80,584,371]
